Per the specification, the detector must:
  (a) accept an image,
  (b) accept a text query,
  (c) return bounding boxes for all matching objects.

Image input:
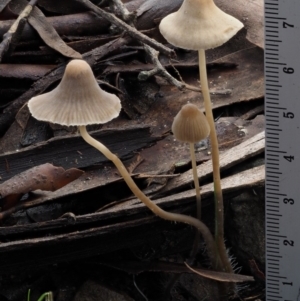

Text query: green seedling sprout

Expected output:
[27,289,53,301]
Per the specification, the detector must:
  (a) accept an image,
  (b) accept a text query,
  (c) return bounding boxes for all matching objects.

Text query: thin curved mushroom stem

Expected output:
[198,49,232,273]
[79,125,220,269]
[189,142,201,220]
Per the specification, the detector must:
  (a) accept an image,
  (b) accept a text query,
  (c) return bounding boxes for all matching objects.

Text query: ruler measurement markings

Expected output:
[268,231,280,234]
[265,3,300,298]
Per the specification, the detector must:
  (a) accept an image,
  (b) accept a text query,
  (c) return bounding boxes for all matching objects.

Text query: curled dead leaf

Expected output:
[9,0,82,59]
[0,163,84,210]
[184,262,254,283]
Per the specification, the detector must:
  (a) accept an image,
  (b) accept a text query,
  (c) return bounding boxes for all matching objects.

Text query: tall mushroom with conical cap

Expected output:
[159,0,243,272]
[28,59,220,269]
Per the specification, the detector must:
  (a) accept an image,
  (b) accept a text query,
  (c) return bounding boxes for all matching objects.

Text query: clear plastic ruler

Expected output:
[265,0,300,300]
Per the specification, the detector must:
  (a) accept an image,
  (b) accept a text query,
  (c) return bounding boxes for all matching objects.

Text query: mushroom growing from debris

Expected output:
[172,103,210,220]
[159,0,243,273]
[28,59,220,268]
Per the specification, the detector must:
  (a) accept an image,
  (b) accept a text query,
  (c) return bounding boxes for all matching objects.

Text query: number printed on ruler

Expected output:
[265,1,300,301]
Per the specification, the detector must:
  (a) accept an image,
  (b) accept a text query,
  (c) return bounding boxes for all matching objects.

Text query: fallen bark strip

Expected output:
[155,131,265,197]
[0,36,131,136]
[103,62,238,75]
[0,164,264,237]
[0,64,55,80]
[0,125,158,182]
[0,216,172,274]
[0,12,110,40]
[100,164,265,218]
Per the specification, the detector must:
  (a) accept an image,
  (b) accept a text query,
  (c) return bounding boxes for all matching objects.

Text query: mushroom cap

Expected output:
[159,0,244,50]
[172,103,210,143]
[28,59,121,126]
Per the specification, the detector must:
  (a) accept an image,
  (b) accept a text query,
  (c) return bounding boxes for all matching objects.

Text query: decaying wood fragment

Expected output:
[0,164,264,238]
[0,125,159,182]
[0,12,110,40]
[156,131,265,197]
[101,164,264,218]
[0,64,55,80]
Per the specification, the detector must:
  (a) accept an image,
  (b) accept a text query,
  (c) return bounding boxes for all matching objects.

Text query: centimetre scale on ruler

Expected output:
[265,0,300,301]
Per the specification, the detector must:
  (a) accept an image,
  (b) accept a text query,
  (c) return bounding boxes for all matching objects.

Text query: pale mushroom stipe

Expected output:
[172,103,210,220]
[28,59,220,268]
[160,0,244,273]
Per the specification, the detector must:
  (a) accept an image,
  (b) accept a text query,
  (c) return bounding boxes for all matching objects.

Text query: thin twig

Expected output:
[0,0,39,62]
[111,0,136,25]
[74,0,175,58]
[139,46,185,89]
[110,0,201,92]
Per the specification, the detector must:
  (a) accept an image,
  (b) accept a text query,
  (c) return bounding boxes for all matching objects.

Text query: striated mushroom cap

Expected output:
[28,59,121,126]
[172,103,210,143]
[159,0,244,50]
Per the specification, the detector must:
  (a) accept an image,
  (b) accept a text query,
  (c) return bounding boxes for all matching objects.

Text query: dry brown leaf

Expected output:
[9,0,82,58]
[0,163,84,209]
[184,262,254,283]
